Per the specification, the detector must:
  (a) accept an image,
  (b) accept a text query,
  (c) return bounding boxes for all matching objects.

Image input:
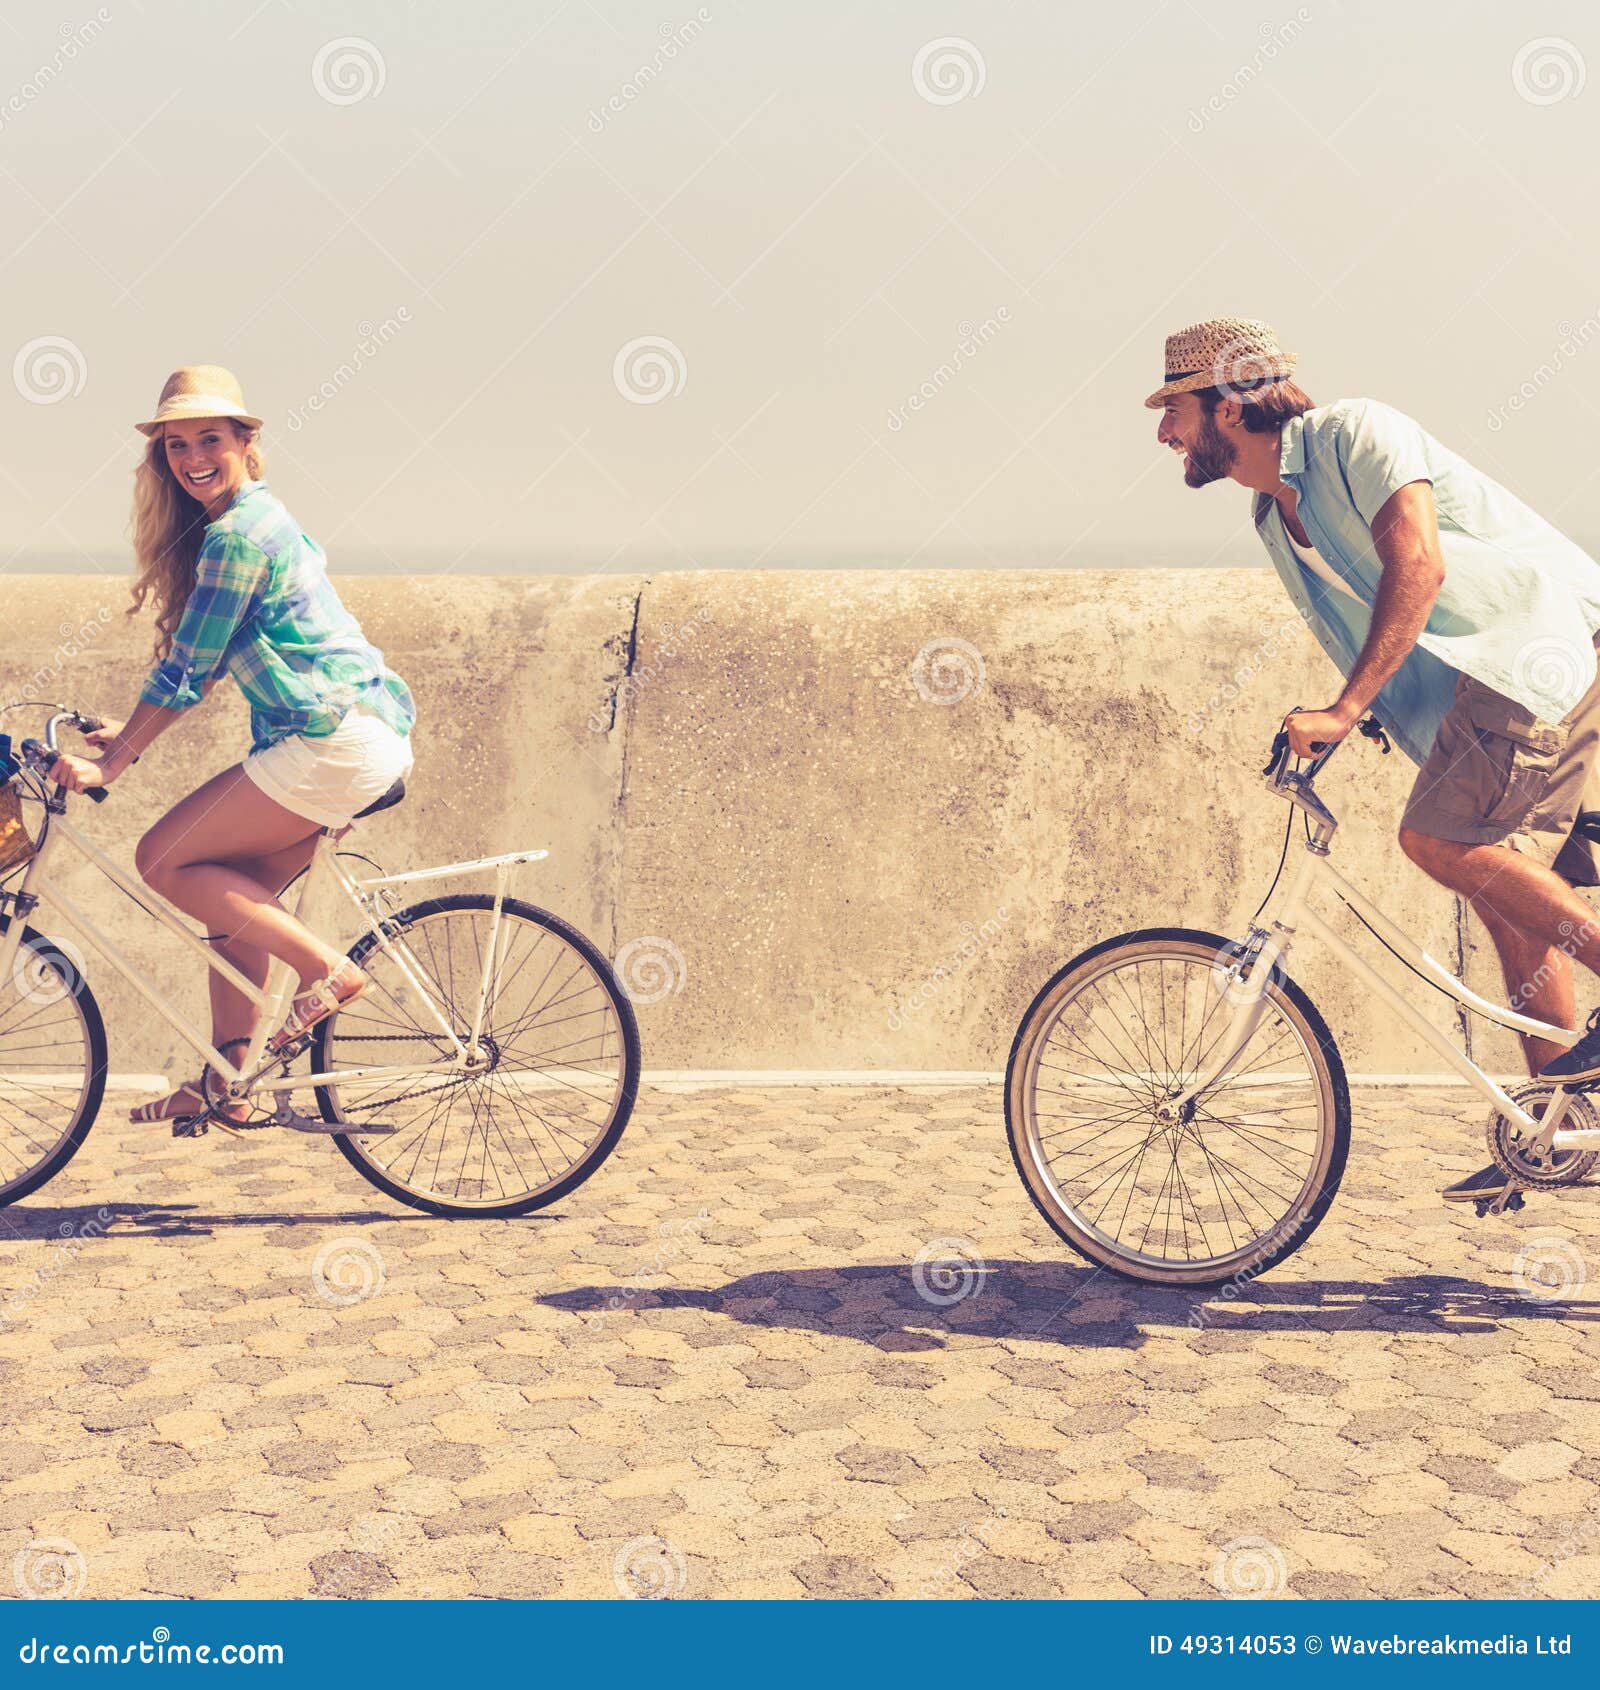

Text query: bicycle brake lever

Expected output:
[1357,715,1392,754]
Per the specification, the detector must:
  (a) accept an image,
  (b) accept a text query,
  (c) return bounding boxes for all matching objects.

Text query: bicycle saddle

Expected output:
[1577,811,1600,844]
[353,777,406,820]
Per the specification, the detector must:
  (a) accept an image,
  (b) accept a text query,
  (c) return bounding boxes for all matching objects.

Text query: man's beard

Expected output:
[1183,412,1237,488]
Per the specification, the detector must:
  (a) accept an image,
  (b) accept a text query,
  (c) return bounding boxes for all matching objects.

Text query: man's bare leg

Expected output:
[1472,902,1576,1074]
[1397,826,1593,1068]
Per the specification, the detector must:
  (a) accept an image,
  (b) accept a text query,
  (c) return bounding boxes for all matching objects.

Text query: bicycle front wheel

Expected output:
[0,927,106,1208]
[1006,927,1349,1287]
[313,894,640,1218]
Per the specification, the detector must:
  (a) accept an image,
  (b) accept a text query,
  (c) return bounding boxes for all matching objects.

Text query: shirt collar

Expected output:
[1279,414,1307,478]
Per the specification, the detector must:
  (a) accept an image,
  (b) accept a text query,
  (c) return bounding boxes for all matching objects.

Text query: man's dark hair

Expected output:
[1196,378,1316,433]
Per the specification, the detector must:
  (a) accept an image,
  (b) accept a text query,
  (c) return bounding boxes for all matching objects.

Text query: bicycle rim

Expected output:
[316,897,638,1214]
[1008,931,1344,1285]
[0,931,104,1205]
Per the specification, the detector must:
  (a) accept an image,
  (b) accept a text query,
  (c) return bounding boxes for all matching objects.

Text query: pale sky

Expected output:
[4,0,1600,573]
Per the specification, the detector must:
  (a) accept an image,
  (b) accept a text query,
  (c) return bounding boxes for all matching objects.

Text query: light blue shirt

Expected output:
[1254,398,1600,766]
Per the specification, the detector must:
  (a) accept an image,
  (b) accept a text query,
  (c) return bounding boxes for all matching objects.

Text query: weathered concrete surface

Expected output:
[0,1081,1596,1599]
[2,570,1584,1077]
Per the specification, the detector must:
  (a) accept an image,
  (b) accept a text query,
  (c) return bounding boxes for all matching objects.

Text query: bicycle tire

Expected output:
[1005,926,1349,1287]
[0,926,107,1208]
[313,893,641,1218]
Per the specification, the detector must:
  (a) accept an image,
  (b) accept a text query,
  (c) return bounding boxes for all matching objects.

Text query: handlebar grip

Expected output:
[77,715,105,733]
[86,787,108,804]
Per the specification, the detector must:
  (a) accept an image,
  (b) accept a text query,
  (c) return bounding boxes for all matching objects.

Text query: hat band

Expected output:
[1162,362,1285,384]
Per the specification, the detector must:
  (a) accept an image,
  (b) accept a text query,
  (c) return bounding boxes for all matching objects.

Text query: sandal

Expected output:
[130,1037,253,1125]
[267,959,368,1056]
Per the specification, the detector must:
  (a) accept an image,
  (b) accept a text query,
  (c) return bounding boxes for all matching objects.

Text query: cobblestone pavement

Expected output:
[2,1081,1599,1601]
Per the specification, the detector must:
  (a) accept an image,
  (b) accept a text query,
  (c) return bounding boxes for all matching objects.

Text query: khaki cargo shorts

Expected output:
[1402,629,1600,887]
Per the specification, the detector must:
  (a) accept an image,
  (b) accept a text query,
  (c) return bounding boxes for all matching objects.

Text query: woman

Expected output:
[49,366,416,1126]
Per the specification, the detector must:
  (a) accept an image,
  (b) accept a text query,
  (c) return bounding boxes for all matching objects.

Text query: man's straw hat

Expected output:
[136,365,263,437]
[1143,318,1296,408]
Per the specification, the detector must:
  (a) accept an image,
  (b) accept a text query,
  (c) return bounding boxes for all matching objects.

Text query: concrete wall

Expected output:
[3,570,1574,1081]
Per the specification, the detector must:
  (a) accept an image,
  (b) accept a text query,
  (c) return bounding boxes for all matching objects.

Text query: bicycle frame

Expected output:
[1174,760,1600,1156]
[0,789,547,1109]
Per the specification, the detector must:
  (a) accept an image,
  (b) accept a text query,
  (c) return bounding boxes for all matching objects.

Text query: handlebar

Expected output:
[1263,708,1392,787]
[6,708,111,803]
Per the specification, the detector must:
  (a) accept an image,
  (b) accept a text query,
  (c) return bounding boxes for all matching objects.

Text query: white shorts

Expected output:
[242,708,415,830]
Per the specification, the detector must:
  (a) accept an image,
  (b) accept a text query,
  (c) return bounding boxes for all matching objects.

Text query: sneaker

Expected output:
[1538,1006,1600,1082]
[1440,1163,1517,1204]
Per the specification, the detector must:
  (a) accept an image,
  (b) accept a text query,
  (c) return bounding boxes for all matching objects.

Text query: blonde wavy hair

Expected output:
[127,421,265,661]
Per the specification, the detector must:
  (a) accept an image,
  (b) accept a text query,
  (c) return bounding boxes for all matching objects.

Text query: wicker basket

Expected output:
[0,781,35,874]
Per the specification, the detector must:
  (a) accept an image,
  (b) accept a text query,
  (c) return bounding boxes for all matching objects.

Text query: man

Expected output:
[1147,317,1600,1202]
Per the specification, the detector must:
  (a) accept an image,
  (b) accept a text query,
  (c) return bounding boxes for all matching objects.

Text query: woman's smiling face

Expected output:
[161,416,252,511]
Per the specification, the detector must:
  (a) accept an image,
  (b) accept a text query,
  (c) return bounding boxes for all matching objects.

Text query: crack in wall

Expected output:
[607,580,647,957]
[1453,893,1473,1063]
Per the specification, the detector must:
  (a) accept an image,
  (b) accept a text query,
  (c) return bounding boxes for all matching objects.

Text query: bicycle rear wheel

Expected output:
[312,894,640,1217]
[1005,926,1348,1287]
[0,927,106,1208]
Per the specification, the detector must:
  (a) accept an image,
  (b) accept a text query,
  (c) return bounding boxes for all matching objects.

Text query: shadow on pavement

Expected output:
[543,1260,1600,1350]
[0,1200,422,1239]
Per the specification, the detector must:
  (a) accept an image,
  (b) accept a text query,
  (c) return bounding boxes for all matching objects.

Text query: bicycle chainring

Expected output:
[1486,1082,1600,1188]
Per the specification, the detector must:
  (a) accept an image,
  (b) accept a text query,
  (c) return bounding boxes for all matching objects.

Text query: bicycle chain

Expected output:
[307,1030,482,1115]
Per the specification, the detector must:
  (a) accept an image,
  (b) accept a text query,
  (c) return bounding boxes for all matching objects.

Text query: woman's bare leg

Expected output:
[136,766,348,994]
[131,831,345,1121]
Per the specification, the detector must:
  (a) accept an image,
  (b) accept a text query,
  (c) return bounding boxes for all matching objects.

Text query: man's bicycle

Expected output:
[0,705,640,1217]
[1005,717,1600,1287]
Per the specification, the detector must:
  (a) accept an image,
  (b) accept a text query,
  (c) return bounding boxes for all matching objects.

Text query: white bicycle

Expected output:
[0,705,640,1218]
[1006,716,1600,1287]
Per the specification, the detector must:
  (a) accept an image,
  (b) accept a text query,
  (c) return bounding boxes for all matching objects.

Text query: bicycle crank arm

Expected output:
[271,1100,399,1135]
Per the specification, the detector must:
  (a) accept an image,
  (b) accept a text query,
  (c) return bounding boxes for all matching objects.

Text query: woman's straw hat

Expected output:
[1143,318,1296,408]
[136,365,263,437]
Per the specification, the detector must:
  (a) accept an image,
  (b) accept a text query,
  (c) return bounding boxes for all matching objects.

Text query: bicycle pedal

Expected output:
[1472,1185,1525,1219]
[171,1116,207,1139]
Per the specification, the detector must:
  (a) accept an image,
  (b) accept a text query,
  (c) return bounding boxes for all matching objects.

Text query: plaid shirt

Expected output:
[140,481,415,755]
